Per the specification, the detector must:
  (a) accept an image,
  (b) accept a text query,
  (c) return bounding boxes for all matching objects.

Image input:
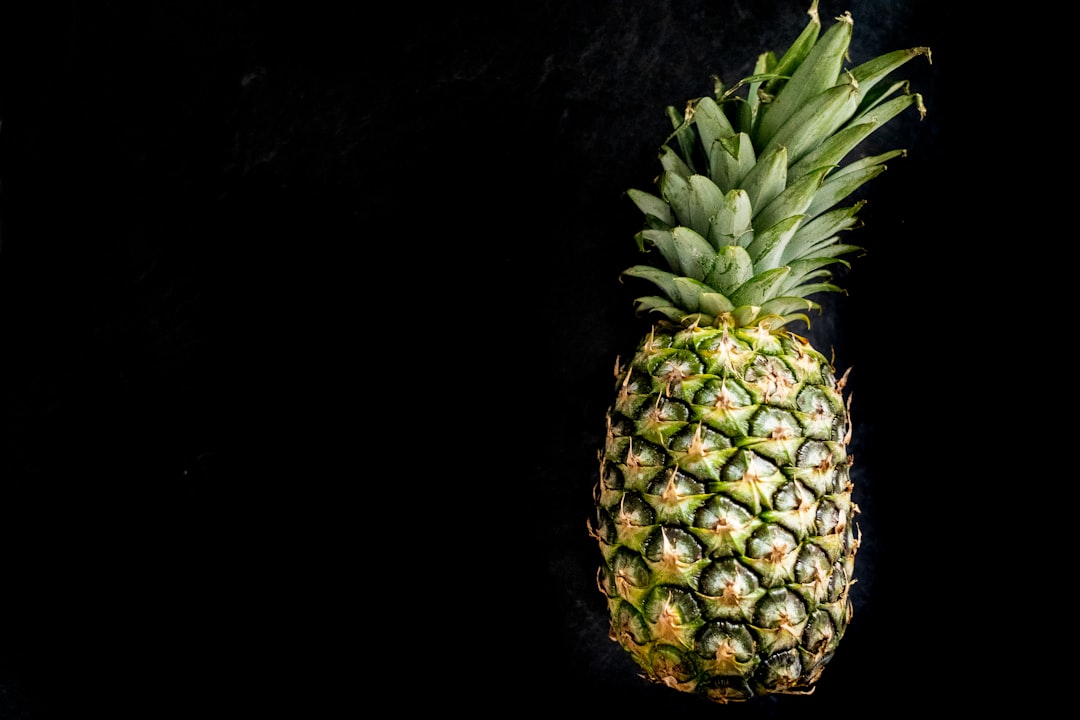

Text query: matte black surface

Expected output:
[0,2,988,717]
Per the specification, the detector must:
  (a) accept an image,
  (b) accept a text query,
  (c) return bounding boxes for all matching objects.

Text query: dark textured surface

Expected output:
[0,1,978,717]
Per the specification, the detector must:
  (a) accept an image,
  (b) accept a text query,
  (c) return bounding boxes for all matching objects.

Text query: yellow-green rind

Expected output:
[592,324,857,701]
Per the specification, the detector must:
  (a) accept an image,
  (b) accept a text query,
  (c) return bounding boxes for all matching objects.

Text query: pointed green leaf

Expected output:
[833,148,902,177]
[671,226,717,280]
[704,244,753,296]
[785,281,843,299]
[633,296,684,322]
[708,188,753,250]
[622,266,681,301]
[710,132,756,192]
[783,203,863,263]
[779,257,848,295]
[687,175,725,238]
[699,292,735,317]
[730,266,792,307]
[660,171,692,227]
[692,96,736,171]
[746,215,804,271]
[759,296,817,320]
[739,144,787,219]
[848,46,931,102]
[787,122,874,182]
[777,269,830,296]
[805,164,887,220]
[853,90,925,137]
[666,105,697,173]
[851,79,915,123]
[732,305,763,326]
[659,144,693,180]
[755,11,853,146]
[762,0,822,98]
[637,229,679,273]
[753,167,828,231]
[674,276,717,312]
[628,189,675,227]
[829,149,904,184]
[801,241,861,261]
[772,312,813,332]
[738,51,771,136]
[761,83,862,167]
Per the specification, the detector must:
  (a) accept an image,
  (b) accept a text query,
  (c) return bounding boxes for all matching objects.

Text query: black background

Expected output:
[0,1,988,718]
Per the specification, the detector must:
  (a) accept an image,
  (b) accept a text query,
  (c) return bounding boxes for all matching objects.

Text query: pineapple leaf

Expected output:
[758,296,817,320]
[628,189,675,228]
[853,79,907,119]
[660,171,691,227]
[636,229,677,269]
[674,276,715,311]
[730,266,792,307]
[849,88,925,132]
[783,203,863,264]
[761,0,822,98]
[774,312,814,331]
[699,291,735,317]
[692,96,736,171]
[739,144,787,218]
[707,188,753,250]
[800,241,861,261]
[732,304,764,326]
[636,228,697,276]
[827,149,904,185]
[787,122,874,182]
[671,226,718,280]
[688,175,725,238]
[785,281,843,298]
[755,10,852,146]
[659,144,693,180]
[746,215,804,271]
[630,226,712,282]
[779,257,849,295]
[761,83,861,167]
[805,163,889,220]
[666,105,697,173]
[848,46,932,102]
[632,295,685,322]
[753,166,829,232]
[722,71,785,102]
[704,244,753,296]
[709,132,756,192]
[737,52,773,135]
[622,265,681,300]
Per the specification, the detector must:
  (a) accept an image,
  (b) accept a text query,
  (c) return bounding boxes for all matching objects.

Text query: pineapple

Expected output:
[589,1,929,702]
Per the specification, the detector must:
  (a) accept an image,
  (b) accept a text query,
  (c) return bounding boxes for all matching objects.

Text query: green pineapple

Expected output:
[589,2,928,702]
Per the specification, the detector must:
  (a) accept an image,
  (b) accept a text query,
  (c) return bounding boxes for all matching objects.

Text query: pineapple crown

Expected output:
[624,1,929,332]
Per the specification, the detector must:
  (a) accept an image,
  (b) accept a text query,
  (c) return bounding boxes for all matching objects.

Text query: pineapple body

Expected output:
[594,323,856,701]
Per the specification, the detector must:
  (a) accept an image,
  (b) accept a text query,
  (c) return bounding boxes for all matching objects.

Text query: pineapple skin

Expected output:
[592,322,857,702]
